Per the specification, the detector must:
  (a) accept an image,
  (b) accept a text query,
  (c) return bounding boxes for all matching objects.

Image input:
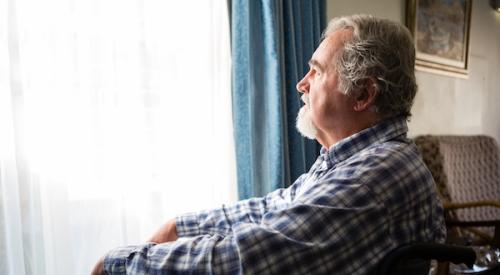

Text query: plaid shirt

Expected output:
[104,117,446,275]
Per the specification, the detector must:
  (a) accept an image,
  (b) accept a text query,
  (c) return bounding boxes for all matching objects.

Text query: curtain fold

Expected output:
[0,0,27,273]
[232,0,325,199]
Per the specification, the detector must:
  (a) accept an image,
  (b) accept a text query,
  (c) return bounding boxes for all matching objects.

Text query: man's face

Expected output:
[296,29,355,142]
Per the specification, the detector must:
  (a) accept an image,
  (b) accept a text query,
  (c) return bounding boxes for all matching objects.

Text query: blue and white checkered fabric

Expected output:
[104,117,446,274]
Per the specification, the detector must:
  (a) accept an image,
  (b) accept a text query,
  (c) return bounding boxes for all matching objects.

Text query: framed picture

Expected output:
[406,0,472,78]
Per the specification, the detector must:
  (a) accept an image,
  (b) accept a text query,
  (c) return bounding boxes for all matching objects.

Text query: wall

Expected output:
[327,0,500,143]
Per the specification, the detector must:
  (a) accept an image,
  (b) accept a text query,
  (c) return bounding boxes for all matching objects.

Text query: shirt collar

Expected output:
[317,116,408,170]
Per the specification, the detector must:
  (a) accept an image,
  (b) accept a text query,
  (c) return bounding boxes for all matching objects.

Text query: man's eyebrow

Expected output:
[308,59,324,71]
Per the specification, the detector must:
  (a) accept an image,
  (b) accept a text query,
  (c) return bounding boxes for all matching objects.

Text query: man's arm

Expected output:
[150,174,308,242]
[93,181,301,274]
[144,184,297,244]
[103,234,240,274]
[98,183,392,275]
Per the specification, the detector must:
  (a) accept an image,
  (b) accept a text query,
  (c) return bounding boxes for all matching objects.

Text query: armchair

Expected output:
[414,135,500,247]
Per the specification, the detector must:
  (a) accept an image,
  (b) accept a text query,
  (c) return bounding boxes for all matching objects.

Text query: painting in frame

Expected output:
[406,0,472,78]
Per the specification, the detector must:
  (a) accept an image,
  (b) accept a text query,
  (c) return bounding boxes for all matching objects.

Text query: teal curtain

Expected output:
[232,0,326,199]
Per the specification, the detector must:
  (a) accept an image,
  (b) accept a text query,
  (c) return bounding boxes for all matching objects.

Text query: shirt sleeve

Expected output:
[104,235,240,275]
[103,182,392,275]
[230,183,393,274]
[175,174,308,238]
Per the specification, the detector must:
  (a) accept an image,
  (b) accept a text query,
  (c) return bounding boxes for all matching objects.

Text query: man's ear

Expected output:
[353,78,378,112]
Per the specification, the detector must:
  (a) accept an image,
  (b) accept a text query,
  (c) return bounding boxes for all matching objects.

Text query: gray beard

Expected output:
[296,105,318,140]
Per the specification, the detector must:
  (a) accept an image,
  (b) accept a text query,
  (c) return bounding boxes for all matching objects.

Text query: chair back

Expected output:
[414,135,500,238]
[437,136,500,222]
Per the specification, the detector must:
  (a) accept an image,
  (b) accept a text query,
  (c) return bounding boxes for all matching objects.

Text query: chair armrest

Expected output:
[443,200,500,210]
[446,220,500,248]
[446,220,500,227]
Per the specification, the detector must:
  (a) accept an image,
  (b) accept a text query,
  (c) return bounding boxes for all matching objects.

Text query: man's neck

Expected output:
[316,116,381,149]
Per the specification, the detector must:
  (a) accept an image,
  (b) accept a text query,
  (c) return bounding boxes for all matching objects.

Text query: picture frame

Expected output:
[406,0,472,78]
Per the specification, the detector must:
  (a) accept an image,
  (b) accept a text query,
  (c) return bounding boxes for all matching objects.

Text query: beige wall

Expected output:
[327,0,500,143]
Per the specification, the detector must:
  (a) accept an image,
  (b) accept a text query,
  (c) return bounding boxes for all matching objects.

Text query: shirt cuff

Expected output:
[176,212,201,237]
[103,245,132,274]
[103,244,155,274]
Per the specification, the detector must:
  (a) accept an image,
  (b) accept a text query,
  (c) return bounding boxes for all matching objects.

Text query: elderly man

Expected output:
[92,14,445,275]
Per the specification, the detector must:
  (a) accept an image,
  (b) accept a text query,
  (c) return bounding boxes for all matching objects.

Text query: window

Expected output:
[0,1,235,274]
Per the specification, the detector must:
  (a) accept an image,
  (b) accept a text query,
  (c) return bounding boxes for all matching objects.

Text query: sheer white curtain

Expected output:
[0,0,236,274]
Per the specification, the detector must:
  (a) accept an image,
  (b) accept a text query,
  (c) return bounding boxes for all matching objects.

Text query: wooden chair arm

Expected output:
[446,219,500,248]
[443,200,500,210]
[446,220,500,227]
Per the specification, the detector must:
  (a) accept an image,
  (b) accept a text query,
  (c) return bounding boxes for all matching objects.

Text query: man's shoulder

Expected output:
[350,138,420,167]
[330,138,431,188]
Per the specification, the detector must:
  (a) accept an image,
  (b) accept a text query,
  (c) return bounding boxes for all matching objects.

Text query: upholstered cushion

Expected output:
[438,136,500,223]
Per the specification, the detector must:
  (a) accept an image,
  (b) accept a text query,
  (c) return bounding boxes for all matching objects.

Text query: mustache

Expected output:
[301,94,310,106]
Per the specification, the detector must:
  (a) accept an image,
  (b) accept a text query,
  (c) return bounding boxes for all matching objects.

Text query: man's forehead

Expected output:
[311,29,353,68]
[310,36,339,69]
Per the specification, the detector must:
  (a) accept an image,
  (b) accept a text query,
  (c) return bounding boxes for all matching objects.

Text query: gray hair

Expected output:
[324,14,417,119]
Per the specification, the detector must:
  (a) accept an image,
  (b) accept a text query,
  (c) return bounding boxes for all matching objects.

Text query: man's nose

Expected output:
[296,76,309,94]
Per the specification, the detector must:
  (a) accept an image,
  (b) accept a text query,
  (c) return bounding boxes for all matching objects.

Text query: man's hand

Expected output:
[91,256,105,275]
[148,218,178,244]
